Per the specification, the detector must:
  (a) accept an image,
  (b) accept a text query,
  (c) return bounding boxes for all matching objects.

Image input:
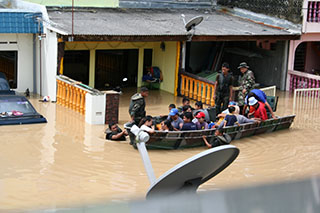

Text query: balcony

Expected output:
[303,1,320,33]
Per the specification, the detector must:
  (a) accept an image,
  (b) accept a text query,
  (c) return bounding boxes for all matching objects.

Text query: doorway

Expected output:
[95,49,138,90]
[0,51,17,88]
[63,50,90,85]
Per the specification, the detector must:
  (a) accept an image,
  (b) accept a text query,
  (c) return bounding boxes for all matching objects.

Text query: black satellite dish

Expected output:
[146,145,239,199]
[185,15,203,32]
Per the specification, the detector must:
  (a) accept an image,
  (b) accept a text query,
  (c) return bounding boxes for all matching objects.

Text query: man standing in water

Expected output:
[129,87,149,125]
[237,62,255,114]
[213,62,234,115]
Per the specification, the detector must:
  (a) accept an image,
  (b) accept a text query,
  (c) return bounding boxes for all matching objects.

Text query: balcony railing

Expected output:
[56,75,103,115]
[180,71,215,106]
[307,1,320,22]
[288,70,320,92]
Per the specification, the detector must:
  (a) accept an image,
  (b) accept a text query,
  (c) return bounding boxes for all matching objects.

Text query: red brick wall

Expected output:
[105,93,120,124]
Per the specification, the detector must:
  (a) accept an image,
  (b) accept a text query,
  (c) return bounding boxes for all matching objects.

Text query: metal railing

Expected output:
[293,88,320,112]
[260,85,276,97]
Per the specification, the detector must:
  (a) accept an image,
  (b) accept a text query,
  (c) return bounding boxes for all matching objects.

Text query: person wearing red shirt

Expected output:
[248,97,268,121]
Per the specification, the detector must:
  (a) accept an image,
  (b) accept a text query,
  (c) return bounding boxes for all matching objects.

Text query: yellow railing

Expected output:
[56,79,87,114]
[56,75,103,115]
[180,74,215,106]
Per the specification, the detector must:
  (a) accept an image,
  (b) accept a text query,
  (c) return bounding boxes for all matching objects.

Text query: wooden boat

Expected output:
[126,115,295,150]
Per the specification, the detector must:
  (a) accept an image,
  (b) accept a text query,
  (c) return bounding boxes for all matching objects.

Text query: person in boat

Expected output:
[195,101,203,110]
[181,112,197,131]
[168,108,184,131]
[129,87,149,125]
[213,62,234,115]
[195,111,209,130]
[202,126,232,148]
[178,97,194,112]
[105,122,128,141]
[243,89,276,118]
[223,106,240,127]
[139,115,155,134]
[248,97,268,121]
[168,103,176,111]
[237,62,255,114]
[160,119,174,131]
[215,102,239,127]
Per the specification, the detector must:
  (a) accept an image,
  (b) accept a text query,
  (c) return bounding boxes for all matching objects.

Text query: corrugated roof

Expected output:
[47,8,300,39]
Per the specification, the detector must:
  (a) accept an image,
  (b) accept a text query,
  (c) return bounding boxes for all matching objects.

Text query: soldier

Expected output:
[213,62,233,115]
[237,62,255,113]
[129,87,149,125]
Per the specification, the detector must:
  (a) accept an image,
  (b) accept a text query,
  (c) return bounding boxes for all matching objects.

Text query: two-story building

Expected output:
[287,0,320,91]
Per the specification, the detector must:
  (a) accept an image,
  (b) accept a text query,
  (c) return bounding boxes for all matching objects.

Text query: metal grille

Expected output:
[217,0,303,23]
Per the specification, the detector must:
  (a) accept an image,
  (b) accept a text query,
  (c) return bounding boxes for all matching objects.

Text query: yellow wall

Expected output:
[152,42,177,94]
[64,41,178,94]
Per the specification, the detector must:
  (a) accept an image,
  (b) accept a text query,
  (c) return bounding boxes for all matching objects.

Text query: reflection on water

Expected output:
[0,90,320,211]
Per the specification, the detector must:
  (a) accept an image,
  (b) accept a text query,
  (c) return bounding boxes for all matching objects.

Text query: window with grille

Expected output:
[307,1,320,22]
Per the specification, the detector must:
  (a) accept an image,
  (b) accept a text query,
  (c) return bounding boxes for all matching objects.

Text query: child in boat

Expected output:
[139,115,155,134]
[178,97,190,112]
[195,111,209,130]
[223,106,240,127]
[181,112,197,131]
[160,119,174,131]
[195,101,203,110]
[105,122,128,141]
[202,127,232,148]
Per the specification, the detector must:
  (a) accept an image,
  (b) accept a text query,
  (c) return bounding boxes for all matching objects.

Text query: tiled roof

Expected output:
[47,8,300,39]
[0,12,43,34]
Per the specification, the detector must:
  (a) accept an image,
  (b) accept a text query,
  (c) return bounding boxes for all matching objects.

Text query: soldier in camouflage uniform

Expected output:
[129,87,149,125]
[237,62,255,112]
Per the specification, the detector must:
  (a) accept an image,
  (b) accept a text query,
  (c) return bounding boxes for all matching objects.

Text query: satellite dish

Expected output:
[146,145,239,199]
[185,16,203,32]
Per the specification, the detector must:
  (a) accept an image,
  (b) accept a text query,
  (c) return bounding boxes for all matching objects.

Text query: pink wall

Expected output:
[305,42,320,73]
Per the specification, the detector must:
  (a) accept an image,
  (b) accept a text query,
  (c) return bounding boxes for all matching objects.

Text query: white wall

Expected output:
[0,33,34,93]
[40,29,57,101]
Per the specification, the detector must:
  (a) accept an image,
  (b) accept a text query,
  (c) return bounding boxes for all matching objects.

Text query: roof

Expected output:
[47,8,301,41]
[0,11,43,34]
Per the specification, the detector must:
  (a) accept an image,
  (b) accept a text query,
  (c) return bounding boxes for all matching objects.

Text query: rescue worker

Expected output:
[237,62,255,114]
[213,62,233,115]
[129,87,149,125]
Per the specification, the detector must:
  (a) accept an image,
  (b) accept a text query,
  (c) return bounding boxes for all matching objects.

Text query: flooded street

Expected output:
[1,89,320,211]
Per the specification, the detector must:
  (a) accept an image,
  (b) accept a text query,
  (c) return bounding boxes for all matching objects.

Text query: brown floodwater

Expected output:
[0,89,320,211]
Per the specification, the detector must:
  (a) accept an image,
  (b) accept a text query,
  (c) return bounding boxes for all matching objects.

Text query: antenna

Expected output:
[182,15,203,41]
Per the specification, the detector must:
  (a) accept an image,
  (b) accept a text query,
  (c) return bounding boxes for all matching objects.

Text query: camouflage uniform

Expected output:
[129,93,146,125]
[238,70,255,106]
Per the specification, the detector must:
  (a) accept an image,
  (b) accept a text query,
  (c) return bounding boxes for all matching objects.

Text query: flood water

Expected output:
[0,89,320,211]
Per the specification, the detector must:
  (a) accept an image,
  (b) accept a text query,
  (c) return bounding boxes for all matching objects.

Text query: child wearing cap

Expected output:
[248,97,268,121]
[195,111,209,130]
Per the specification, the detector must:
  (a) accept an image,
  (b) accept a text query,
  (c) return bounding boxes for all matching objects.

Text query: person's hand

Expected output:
[242,89,247,94]
[202,135,206,139]
[271,114,277,119]
[213,95,216,100]
[123,129,128,135]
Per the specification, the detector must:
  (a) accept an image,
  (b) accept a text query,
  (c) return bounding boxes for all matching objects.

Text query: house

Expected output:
[287,0,320,91]
[0,0,58,99]
[19,0,303,102]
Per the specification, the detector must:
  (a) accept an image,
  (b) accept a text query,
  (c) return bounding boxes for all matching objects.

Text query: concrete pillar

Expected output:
[89,49,96,88]
[105,91,120,124]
